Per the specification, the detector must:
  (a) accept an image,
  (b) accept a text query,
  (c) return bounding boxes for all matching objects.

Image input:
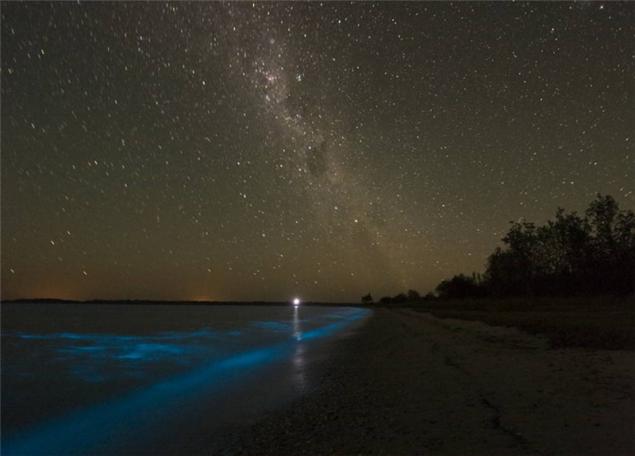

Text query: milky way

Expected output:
[2,2,633,301]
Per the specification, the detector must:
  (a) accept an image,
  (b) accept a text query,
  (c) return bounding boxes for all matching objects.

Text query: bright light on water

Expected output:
[292,298,301,306]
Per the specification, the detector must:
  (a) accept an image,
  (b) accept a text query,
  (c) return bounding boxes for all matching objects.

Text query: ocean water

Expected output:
[1,302,371,455]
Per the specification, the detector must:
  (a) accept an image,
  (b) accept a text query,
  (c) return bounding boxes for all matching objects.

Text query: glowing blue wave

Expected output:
[3,307,370,455]
[5,328,227,385]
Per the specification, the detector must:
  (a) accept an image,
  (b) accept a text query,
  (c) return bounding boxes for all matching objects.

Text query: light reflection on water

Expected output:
[2,304,371,455]
[292,304,307,392]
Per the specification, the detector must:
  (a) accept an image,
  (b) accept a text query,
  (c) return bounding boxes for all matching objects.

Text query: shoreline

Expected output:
[228,309,635,455]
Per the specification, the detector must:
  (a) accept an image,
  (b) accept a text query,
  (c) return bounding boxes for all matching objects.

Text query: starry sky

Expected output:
[2,2,633,302]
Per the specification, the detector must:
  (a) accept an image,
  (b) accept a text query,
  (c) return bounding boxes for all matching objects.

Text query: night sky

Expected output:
[2,2,633,302]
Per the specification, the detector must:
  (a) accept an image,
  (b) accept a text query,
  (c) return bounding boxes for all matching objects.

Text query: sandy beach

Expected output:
[228,308,635,455]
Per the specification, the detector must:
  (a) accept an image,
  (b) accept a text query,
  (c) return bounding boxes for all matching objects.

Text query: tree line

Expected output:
[362,194,635,304]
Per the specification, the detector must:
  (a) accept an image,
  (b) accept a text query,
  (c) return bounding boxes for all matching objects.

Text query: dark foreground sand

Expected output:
[226,309,635,456]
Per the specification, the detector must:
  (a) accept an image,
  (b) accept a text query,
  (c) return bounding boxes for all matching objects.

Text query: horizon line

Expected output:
[1,298,361,306]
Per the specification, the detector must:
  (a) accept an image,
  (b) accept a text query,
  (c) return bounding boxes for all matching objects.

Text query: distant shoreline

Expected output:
[1,298,361,307]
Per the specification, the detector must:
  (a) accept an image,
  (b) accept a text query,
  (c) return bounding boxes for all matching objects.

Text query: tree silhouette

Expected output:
[392,293,408,304]
[436,274,485,299]
[585,194,635,294]
[407,289,421,302]
[436,194,634,298]
[483,194,634,297]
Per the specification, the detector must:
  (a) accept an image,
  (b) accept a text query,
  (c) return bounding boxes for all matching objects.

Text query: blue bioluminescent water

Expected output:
[1,303,371,455]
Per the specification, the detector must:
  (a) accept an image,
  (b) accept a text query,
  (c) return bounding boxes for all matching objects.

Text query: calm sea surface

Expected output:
[1,302,371,455]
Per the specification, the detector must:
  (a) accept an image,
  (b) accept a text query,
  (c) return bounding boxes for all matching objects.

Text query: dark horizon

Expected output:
[2,298,361,306]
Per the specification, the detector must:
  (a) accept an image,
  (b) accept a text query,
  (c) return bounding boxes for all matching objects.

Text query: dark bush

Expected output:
[435,194,634,298]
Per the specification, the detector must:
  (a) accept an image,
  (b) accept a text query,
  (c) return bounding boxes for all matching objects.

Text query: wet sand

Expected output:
[228,308,635,455]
